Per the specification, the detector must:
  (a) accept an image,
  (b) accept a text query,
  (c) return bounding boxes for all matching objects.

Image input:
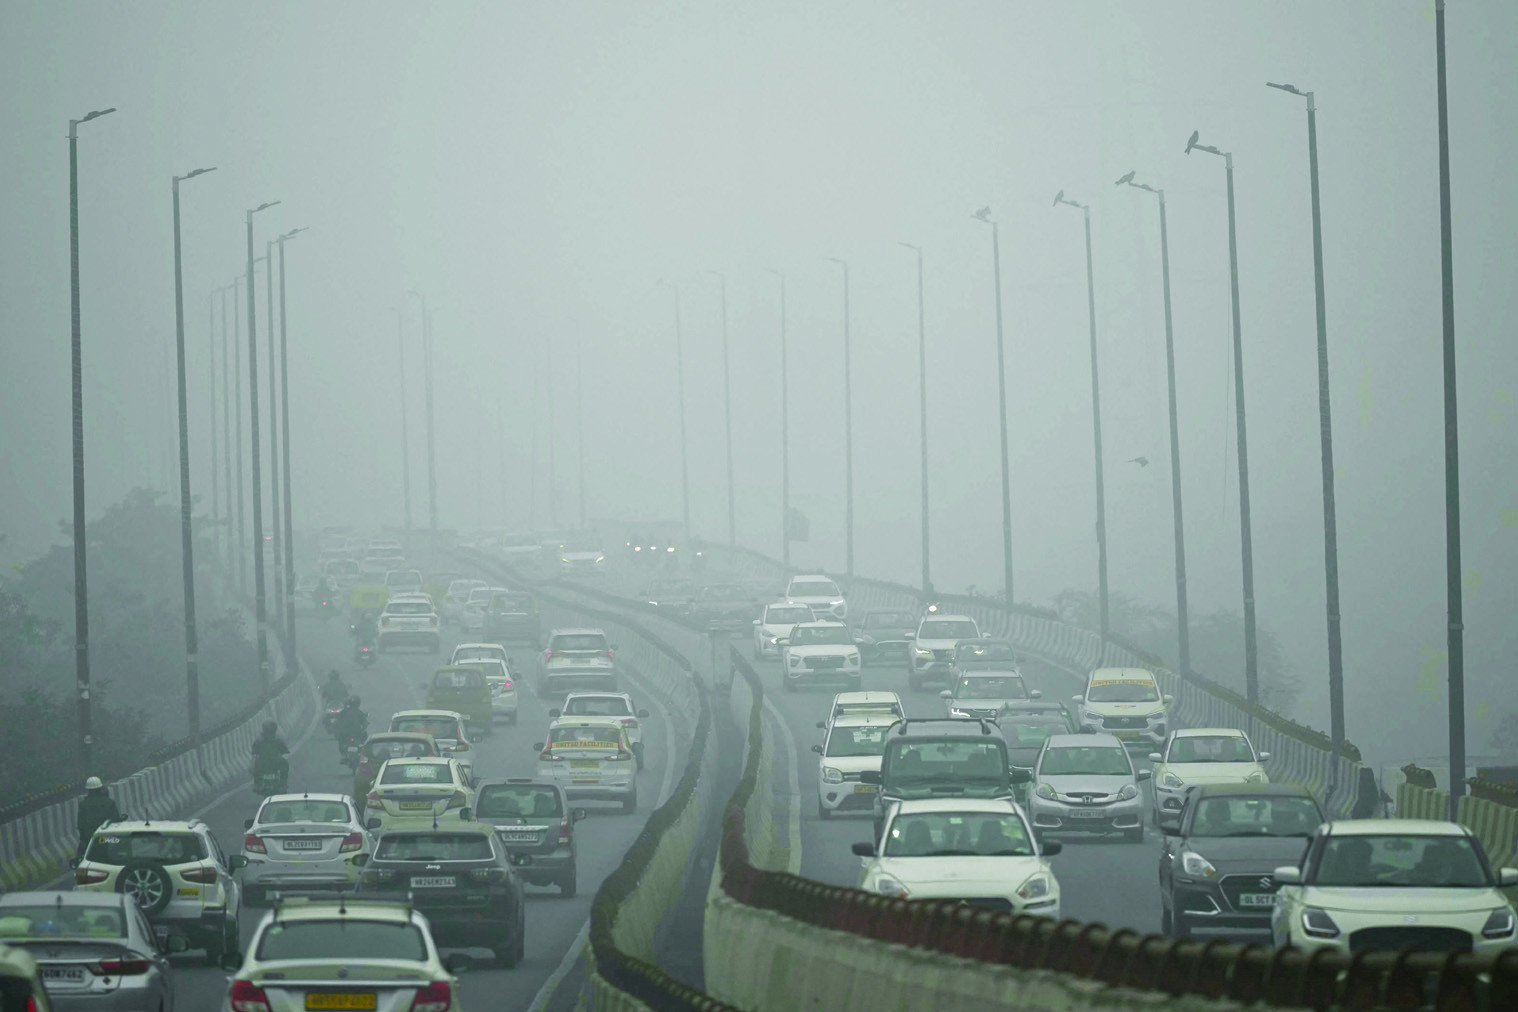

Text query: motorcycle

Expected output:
[318,599,335,623]
[340,742,363,772]
[253,759,289,798]
[322,703,344,735]
[355,644,376,668]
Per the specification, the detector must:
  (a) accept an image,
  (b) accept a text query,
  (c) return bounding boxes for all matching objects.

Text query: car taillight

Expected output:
[243,833,266,854]
[544,650,554,661]
[230,980,272,1011]
[469,867,507,883]
[94,957,151,976]
[382,618,392,628]
[367,791,382,806]
[74,867,108,885]
[503,680,514,690]
[620,718,638,727]
[181,866,219,884]
[445,792,467,810]
[609,750,634,763]
[340,832,364,852]
[605,649,615,659]
[558,817,572,845]
[411,980,453,1012]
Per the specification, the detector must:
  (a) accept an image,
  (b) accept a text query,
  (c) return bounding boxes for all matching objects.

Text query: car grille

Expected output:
[1060,792,1113,805]
[804,656,844,669]
[947,897,1013,911]
[1219,874,1280,912]
[1349,926,1472,954]
[1102,716,1149,730]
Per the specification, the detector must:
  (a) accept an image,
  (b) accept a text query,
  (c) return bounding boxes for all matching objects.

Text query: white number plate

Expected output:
[42,967,87,983]
[498,831,540,844]
[1238,893,1278,908]
[282,838,323,851]
[1067,810,1106,819]
[410,876,455,888]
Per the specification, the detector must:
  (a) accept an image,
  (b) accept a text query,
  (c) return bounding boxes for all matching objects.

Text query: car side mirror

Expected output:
[938,690,952,699]
[1009,768,1032,785]
[1039,839,1063,857]
[549,709,561,720]
[1497,868,1518,887]
[1273,866,1302,885]
[1259,752,1272,762]
[366,817,382,831]
[903,632,915,640]
[533,742,545,751]
[1158,812,1182,835]
[637,709,649,719]
[444,952,473,973]
[573,808,588,822]
[244,818,255,830]
[1072,694,1084,703]
[1030,689,1042,699]
[776,638,789,647]
[1136,769,1153,781]
[69,857,80,869]
[228,854,248,871]
[1147,753,1162,763]
[219,951,243,971]
[858,770,881,785]
[851,842,875,857]
[811,744,823,754]
[1163,694,1174,705]
[458,807,473,821]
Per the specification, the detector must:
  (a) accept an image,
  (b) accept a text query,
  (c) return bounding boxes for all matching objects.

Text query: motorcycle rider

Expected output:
[320,669,349,706]
[353,609,379,649]
[251,720,290,788]
[313,575,335,606]
[333,695,369,761]
[75,776,124,859]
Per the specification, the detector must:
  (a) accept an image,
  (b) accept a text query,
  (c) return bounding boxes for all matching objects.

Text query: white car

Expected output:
[783,574,847,622]
[389,710,476,781]
[458,586,502,633]
[498,532,544,558]
[1073,667,1171,748]
[385,569,425,595]
[752,601,812,660]
[362,757,476,834]
[854,798,1062,917]
[557,540,607,577]
[240,793,369,906]
[440,578,488,625]
[534,717,638,813]
[813,713,895,818]
[817,690,905,730]
[1149,728,1269,821]
[453,657,519,725]
[907,614,981,691]
[1271,819,1518,954]
[377,596,440,653]
[223,897,467,1011]
[551,692,651,768]
[781,621,862,692]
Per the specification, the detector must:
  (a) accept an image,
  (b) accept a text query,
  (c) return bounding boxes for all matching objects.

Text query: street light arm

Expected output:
[1266,81,1303,95]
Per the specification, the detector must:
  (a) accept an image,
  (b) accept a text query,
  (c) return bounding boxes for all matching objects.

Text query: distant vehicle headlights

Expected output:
[1301,907,1340,939]
[912,646,932,660]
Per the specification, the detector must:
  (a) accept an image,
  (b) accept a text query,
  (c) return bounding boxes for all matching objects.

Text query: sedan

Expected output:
[363,757,476,833]
[240,793,369,906]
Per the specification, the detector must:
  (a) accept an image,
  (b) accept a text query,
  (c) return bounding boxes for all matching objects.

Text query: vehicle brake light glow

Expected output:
[340,832,363,853]
[94,957,151,976]
[242,833,266,854]
[605,649,615,659]
[74,867,108,885]
[367,791,382,806]
[559,816,572,844]
[544,649,554,661]
[230,980,272,1011]
[410,980,453,1011]
[180,866,219,884]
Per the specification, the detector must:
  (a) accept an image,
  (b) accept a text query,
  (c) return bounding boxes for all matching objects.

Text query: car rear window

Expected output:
[477,785,563,819]
[552,633,609,652]
[547,726,622,749]
[433,669,485,689]
[392,718,460,740]
[563,696,632,717]
[0,905,125,939]
[374,834,494,861]
[491,593,533,611]
[257,920,427,962]
[453,646,503,662]
[381,763,453,785]
[258,800,351,825]
[86,831,205,866]
[366,738,436,761]
[386,602,433,616]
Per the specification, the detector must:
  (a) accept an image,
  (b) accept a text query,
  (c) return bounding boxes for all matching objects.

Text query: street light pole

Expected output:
[545,335,558,527]
[245,200,280,690]
[899,243,931,596]
[263,240,282,635]
[1432,0,1465,816]
[68,106,115,777]
[825,257,856,580]
[395,308,413,532]
[576,338,586,527]
[276,228,306,672]
[1053,194,1110,653]
[171,166,215,766]
[219,284,234,578]
[1117,173,1191,678]
[764,270,790,567]
[706,270,736,546]
[658,280,693,542]
[1185,133,1260,710]
[407,291,439,540]
[1268,81,1346,789]
[207,291,220,541]
[972,208,1016,606]
[232,273,246,594]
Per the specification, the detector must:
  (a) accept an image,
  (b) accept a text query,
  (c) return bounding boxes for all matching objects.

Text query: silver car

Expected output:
[0,891,177,1010]
[239,794,369,906]
[1025,733,1152,843]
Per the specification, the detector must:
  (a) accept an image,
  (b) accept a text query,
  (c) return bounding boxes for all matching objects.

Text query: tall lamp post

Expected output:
[898,243,931,596]
[1116,171,1192,679]
[824,257,856,580]
[245,199,280,690]
[1052,192,1110,654]
[705,271,737,546]
[407,291,439,541]
[657,280,693,542]
[207,291,220,540]
[276,227,306,672]
[232,273,246,593]
[1184,132,1260,711]
[395,308,413,531]
[263,240,282,635]
[171,165,215,765]
[68,106,115,776]
[575,338,587,527]
[972,207,1016,607]
[764,270,791,566]
[1267,80,1345,793]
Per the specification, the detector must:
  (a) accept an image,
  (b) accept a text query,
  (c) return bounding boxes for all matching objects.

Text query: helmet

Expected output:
[261,720,278,737]
[84,776,104,790]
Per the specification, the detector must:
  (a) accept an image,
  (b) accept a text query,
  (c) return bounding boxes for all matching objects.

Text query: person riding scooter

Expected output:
[333,696,369,762]
[251,721,290,791]
[321,670,350,731]
[352,609,379,649]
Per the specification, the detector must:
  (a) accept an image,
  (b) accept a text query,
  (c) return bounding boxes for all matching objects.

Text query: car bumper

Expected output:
[818,783,879,812]
[540,770,635,800]
[513,848,575,884]
[784,663,862,685]
[45,982,168,1012]
[492,697,520,718]
[1027,797,1144,833]
[378,630,439,647]
[242,860,360,894]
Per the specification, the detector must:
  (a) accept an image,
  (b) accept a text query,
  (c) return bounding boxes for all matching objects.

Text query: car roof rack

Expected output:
[889,717,998,736]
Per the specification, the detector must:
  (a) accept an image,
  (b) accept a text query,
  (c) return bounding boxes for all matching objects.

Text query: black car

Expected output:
[357,826,529,966]
[472,779,586,896]
[1157,783,1322,941]
[852,609,917,664]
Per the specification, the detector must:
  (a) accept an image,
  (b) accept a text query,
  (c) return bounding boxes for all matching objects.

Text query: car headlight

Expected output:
[560,557,571,564]
[1161,773,1184,790]
[846,650,860,663]
[1016,874,1051,901]
[875,876,908,898]
[1482,907,1516,939]
[594,555,606,564]
[912,646,932,659]
[821,766,844,784]
[1180,849,1217,879]
[1117,783,1139,801]
[1035,782,1056,800]
[1245,771,1266,784]
[789,655,803,668]
[1301,907,1340,938]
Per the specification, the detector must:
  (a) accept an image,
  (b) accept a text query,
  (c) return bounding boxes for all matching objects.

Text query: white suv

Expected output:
[377,594,441,653]
[1073,667,1170,748]
[784,575,847,622]
[74,819,245,960]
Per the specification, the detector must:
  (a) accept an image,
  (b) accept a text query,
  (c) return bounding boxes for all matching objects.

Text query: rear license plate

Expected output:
[853,784,878,794]
[570,760,601,769]
[1067,810,1105,819]
[306,995,378,1011]
[411,876,456,888]
[399,801,434,810]
[1238,893,1278,908]
[282,838,323,851]
[498,831,540,844]
[42,967,86,984]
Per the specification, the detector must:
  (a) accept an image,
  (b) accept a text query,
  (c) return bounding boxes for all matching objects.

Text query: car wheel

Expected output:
[116,862,174,915]
[559,867,577,898]
[633,743,645,771]
[782,676,795,693]
[495,930,524,968]
[622,790,638,814]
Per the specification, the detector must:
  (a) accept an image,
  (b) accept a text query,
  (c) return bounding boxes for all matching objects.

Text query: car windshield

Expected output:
[466,589,495,605]
[477,785,563,819]
[258,800,351,824]
[433,669,485,689]
[391,718,460,740]
[826,725,889,757]
[86,831,205,865]
[790,580,840,598]
[955,676,1027,699]
[366,739,434,761]
[865,611,914,629]
[918,620,978,640]
[548,726,622,748]
[491,594,533,611]
[257,920,428,962]
[956,641,1016,663]
[886,740,1007,786]
[1188,796,1322,837]
[1040,746,1132,777]
[552,634,609,652]
[1086,679,1160,703]
[1002,717,1070,747]
[563,696,633,717]
[0,905,125,939]
[381,763,453,785]
[375,833,493,861]
[386,602,432,616]
[452,647,502,662]
[884,811,1034,857]
[1168,735,1255,763]
[789,625,851,646]
[1314,834,1490,888]
[765,606,811,624]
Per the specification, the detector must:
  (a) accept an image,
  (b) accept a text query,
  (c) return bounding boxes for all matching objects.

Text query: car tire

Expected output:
[495,929,524,968]
[782,676,795,693]
[116,862,174,915]
[621,790,638,814]
[633,743,645,771]
[1160,906,1174,937]
[559,867,577,898]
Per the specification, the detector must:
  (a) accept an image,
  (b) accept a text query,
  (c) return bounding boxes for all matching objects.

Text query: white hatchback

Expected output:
[813,713,895,818]
[752,601,812,660]
[1149,728,1269,821]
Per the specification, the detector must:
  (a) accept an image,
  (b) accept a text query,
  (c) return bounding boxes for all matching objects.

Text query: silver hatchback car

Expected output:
[0,891,177,1010]
[1025,733,1153,843]
[240,794,369,906]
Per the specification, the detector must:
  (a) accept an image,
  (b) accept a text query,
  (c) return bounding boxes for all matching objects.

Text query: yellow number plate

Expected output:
[306,994,378,1011]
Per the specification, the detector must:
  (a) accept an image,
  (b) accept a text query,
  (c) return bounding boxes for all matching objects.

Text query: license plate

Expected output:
[498,831,540,844]
[282,838,323,851]
[570,760,601,769]
[1067,810,1106,819]
[1238,893,1278,908]
[399,801,435,810]
[853,784,878,794]
[572,778,600,784]
[306,994,378,1011]
[411,876,456,888]
[42,967,86,983]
